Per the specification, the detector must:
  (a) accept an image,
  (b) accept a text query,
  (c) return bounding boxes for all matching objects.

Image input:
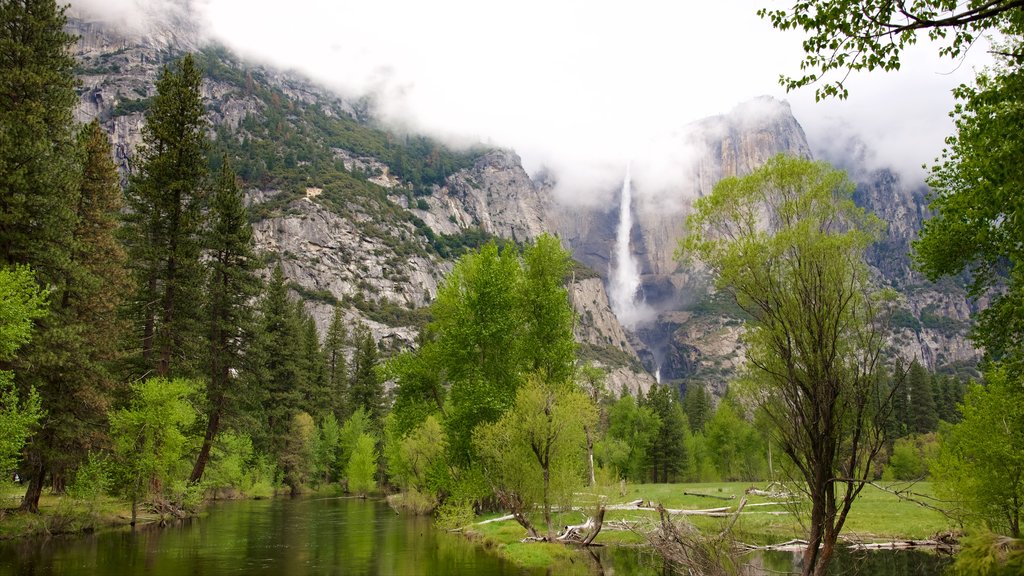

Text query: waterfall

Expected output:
[609,165,648,329]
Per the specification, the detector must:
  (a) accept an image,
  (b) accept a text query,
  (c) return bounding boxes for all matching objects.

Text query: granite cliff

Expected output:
[67,10,976,399]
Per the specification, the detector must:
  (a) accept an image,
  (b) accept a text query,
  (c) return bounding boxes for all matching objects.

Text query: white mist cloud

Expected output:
[70,0,992,198]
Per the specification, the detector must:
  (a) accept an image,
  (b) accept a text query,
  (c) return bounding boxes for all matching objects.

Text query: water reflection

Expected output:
[0,497,536,576]
[0,498,954,576]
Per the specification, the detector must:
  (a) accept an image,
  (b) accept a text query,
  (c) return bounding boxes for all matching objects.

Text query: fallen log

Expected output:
[476,514,515,525]
[556,505,606,545]
[684,491,735,501]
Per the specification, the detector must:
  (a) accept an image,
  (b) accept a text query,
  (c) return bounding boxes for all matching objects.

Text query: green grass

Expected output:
[465,481,958,571]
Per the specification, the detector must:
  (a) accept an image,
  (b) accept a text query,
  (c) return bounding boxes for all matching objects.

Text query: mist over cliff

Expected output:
[66,10,979,399]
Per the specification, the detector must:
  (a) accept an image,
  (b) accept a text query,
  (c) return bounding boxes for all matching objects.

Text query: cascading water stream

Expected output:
[609,165,646,329]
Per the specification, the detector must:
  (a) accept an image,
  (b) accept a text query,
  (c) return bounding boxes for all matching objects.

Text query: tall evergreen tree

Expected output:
[297,305,327,417]
[0,0,78,278]
[349,324,384,424]
[906,360,938,434]
[122,53,208,378]
[38,121,130,491]
[250,265,303,458]
[643,385,689,483]
[683,382,712,433]
[189,158,257,484]
[1,0,79,513]
[323,305,348,420]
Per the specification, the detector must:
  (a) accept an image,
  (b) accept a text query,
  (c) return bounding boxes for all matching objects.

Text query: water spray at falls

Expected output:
[609,165,651,329]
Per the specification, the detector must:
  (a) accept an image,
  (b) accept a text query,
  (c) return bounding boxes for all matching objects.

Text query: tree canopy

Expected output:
[915,44,1024,362]
[759,0,1024,99]
[681,154,893,576]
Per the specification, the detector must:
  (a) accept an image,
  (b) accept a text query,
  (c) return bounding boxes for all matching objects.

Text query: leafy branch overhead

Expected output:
[759,0,1024,99]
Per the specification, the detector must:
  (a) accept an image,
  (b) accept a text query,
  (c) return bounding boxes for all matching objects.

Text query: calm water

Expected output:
[0,496,951,575]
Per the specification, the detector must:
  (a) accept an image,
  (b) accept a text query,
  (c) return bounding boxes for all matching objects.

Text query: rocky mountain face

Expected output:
[548,99,980,393]
[67,11,655,392]
[68,11,976,400]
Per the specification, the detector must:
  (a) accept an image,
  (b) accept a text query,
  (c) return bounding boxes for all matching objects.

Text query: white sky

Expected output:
[72,0,994,197]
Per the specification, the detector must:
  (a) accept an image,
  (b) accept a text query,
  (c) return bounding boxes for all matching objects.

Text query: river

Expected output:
[0,496,951,575]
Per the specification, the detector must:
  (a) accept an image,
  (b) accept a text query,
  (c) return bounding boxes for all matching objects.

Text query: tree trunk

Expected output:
[543,464,552,541]
[142,274,157,365]
[20,460,44,513]
[189,399,222,484]
[585,426,596,487]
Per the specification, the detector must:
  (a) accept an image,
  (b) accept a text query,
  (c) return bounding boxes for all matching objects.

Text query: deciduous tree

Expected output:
[475,377,596,540]
[758,0,1024,100]
[934,367,1024,538]
[681,154,895,576]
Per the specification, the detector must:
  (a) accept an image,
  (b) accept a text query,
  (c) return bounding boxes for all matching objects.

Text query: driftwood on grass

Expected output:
[684,491,735,501]
[556,505,606,545]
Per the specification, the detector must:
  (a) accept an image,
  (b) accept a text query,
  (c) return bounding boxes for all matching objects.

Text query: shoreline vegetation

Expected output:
[407,481,958,572]
[1,480,957,560]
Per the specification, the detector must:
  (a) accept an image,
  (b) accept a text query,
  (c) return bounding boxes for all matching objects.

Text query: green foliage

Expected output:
[757,0,1023,100]
[313,413,342,484]
[122,53,209,378]
[346,433,378,496]
[110,377,200,506]
[339,408,374,473]
[883,433,939,481]
[681,154,890,574]
[474,376,597,539]
[0,377,42,477]
[204,432,255,493]
[387,415,447,496]
[392,234,577,468]
[0,265,48,360]
[61,452,112,529]
[916,43,1024,364]
[703,400,767,482]
[596,393,660,482]
[934,367,1024,537]
[952,532,1024,575]
[280,411,316,493]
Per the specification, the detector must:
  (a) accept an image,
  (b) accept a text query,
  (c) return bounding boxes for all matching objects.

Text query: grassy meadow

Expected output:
[465,480,957,571]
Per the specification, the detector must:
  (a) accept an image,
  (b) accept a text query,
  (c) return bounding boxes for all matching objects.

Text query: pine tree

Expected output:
[0,0,78,278]
[906,360,938,434]
[297,305,327,417]
[323,305,348,420]
[250,265,303,458]
[0,1,124,510]
[683,382,712,433]
[349,324,384,424]
[0,0,77,511]
[643,385,689,483]
[37,121,130,491]
[189,158,257,484]
[122,53,208,379]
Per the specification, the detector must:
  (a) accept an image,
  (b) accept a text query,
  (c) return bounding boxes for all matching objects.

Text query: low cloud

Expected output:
[69,0,991,203]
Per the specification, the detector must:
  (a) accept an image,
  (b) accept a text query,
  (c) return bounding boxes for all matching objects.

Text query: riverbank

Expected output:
[461,481,958,572]
[0,483,314,540]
